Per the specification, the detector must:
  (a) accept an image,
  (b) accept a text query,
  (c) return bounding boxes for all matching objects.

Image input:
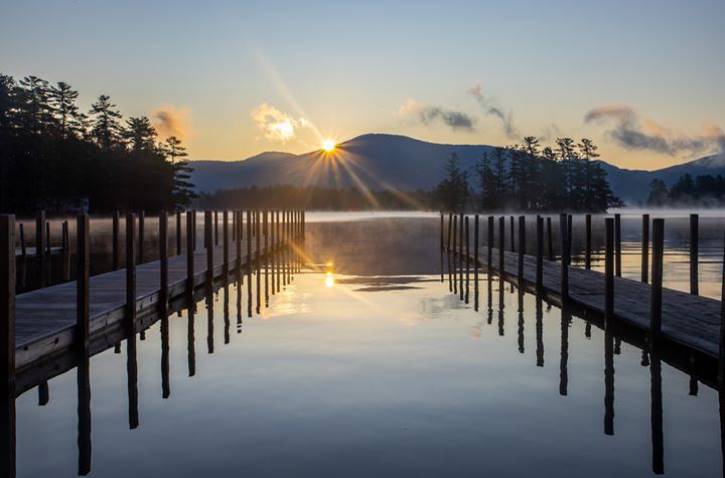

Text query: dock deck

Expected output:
[451,248,722,358]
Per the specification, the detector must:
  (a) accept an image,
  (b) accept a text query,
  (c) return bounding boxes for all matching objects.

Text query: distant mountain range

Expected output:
[189,133,725,204]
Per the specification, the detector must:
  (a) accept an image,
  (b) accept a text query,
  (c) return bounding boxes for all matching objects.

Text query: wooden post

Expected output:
[36,210,46,287]
[0,215,15,478]
[235,211,242,286]
[560,213,569,301]
[75,213,91,476]
[547,216,553,261]
[536,216,543,292]
[126,213,137,331]
[690,213,699,295]
[605,218,614,323]
[214,210,219,246]
[246,210,252,317]
[176,210,182,256]
[585,214,592,270]
[256,211,261,314]
[186,211,194,301]
[718,230,725,385]
[19,223,26,290]
[498,216,505,275]
[642,214,650,283]
[464,216,470,303]
[459,213,465,301]
[112,211,120,271]
[474,214,479,309]
[62,221,70,282]
[510,216,515,252]
[204,211,213,291]
[452,214,458,294]
[650,218,664,337]
[440,213,444,253]
[614,213,621,277]
[223,210,229,279]
[138,210,145,265]
[76,214,90,349]
[487,216,493,272]
[517,216,525,285]
[46,222,51,256]
[264,211,269,306]
[159,212,168,311]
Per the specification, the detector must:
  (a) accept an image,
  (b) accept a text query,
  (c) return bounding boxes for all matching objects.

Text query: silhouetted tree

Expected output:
[434,153,469,211]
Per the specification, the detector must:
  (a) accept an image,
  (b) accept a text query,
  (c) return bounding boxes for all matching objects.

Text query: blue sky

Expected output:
[2,0,724,168]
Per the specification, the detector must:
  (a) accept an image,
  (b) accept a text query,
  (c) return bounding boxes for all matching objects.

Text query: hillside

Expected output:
[189,134,725,204]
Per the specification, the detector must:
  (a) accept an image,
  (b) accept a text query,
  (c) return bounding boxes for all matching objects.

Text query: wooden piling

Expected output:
[256,211,261,314]
[112,211,120,270]
[510,216,515,252]
[126,213,137,331]
[464,216,470,303]
[560,213,569,301]
[1,215,16,477]
[36,210,46,287]
[719,230,725,385]
[536,216,543,291]
[186,211,194,301]
[605,218,614,323]
[690,213,699,295]
[473,214,479,308]
[214,210,219,246]
[76,214,91,476]
[176,210,182,256]
[614,213,621,277]
[498,216,505,275]
[61,221,70,282]
[585,214,592,270]
[264,211,269,306]
[459,213,464,300]
[487,216,493,272]
[235,211,242,286]
[19,223,26,289]
[246,210,252,317]
[650,218,664,337]
[223,210,229,278]
[547,216,553,261]
[452,215,458,294]
[138,211,145,265]
[159,212,168,311]
[642,214,650,283]
[517,216,525,285]
[205,211,213,291]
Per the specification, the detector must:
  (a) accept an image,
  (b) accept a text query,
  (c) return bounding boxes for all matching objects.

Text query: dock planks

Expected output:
[455,247,722,358]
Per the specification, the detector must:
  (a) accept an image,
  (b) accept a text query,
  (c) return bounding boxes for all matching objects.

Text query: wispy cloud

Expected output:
[584,104,725,156]
[251,103,310,142]
[398,99,475,131]
[151,105,190,140]
[467,83,518,139]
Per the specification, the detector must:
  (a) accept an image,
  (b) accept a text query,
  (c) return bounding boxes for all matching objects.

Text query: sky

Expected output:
[2,0,724,170]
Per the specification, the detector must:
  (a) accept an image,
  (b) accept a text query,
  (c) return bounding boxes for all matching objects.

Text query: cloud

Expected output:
[398,99,475,131]
[467,83,518,139]
[584,104,725,156]
[152,106,190,140]
[250,103,309,142]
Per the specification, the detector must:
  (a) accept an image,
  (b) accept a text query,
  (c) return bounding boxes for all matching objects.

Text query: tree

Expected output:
[475,151,497,210]
[164,136,188,162]
[434,153,469,211]
[89,94,122,150]
[578,138,599,210]
[123,116,157,152]
[49,81,85,138]
[647,179,669,206]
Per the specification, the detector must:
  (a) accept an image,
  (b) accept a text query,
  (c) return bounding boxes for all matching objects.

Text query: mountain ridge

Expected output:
[189,133,725,203]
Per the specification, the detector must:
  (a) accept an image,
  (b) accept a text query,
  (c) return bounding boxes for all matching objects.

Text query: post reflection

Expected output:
[187,304,196,377]
[559,305,570,397]
[517,289,524,354]
[161,315,170,400]
[497,278,505,337]
[650,342,664,474]
[223,283,230,345]
[76,349,91,475]
[535,295,544,367]
[604,322,615,436]
[126,331,139,430]
[206,291,214,354]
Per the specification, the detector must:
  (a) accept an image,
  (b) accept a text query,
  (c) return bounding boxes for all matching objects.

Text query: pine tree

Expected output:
[123,116,157,152]
[49,81,85,138]
[475,151,497,210]
[89,94,122,150]
[434,153,469,211]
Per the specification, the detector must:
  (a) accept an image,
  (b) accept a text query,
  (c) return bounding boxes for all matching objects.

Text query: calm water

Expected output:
[11,213,725,477]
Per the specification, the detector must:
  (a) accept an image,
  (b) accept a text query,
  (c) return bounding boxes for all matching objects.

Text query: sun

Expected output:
[322,139,336,152]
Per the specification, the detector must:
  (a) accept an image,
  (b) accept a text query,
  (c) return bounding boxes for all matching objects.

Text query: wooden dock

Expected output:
[14,244,245,369]
[443,213,724,362]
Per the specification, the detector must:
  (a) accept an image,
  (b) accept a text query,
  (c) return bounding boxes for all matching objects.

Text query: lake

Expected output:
[9,211,725,477]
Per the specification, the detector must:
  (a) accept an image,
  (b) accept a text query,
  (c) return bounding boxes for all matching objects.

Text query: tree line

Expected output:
[197,185,434,210]
[0,73,196,214]
[434,137,620,212]
[647,173,725,207]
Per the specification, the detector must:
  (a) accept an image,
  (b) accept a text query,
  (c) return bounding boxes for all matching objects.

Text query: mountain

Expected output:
[189,134,725,204]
